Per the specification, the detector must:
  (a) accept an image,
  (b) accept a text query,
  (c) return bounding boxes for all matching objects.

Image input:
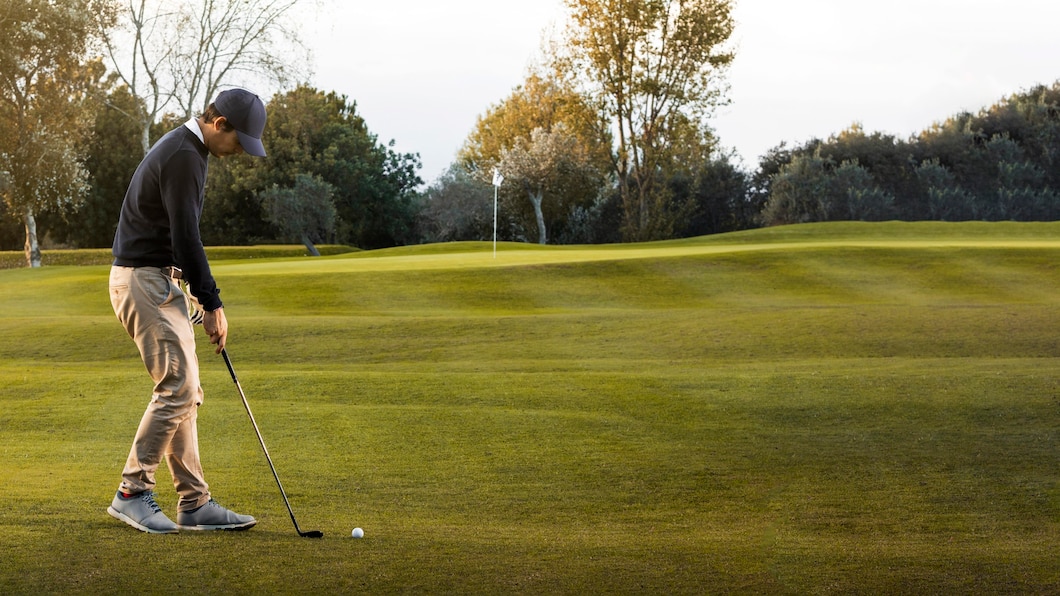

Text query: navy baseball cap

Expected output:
[214,88,267,157]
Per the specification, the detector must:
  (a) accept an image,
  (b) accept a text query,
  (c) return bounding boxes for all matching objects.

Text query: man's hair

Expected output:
[201,104,235,131]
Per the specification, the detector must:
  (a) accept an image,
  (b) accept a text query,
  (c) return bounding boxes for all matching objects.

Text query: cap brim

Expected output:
[236,130,266,157]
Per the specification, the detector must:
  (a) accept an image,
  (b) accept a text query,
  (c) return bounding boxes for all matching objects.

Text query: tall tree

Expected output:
[560,0,734,241]
[101,0,307,154]
[0,0,113,266]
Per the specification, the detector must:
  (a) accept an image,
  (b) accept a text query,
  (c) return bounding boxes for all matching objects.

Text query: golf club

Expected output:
[221,348,323,538]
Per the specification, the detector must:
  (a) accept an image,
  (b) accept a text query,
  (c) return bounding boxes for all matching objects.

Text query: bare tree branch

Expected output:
[102,0,311,153]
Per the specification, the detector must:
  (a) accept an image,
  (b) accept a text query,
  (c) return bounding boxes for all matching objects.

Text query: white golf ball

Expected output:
[352,527,364,538]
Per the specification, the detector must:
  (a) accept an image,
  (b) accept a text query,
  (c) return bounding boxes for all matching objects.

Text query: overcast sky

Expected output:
[301,0,1060,184]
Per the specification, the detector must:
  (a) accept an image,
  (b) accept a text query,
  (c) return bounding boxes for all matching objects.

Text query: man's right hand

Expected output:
[203,307,228,354]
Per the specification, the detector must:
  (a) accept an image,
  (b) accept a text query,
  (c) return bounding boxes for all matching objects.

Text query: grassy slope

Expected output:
[0,222,1057,594]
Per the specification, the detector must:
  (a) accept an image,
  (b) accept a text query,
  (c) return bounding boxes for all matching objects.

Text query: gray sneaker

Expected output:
[107,491,179,534]
[177,499,257,531]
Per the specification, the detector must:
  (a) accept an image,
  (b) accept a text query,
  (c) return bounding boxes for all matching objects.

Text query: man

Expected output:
[107,88,267,534]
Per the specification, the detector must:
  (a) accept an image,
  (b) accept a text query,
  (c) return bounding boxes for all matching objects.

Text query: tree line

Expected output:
[757,83,1060,226]
[426,82,1060,246]
[3,0,1058,266]
[0,84,424,253]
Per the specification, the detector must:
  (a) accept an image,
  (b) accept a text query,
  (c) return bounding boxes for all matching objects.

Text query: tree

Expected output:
[914,159,973,221]
[47,84,143,248]
[0,0,112,266]
[749,142,799,224]
[985,134,1059,220]
[101,0,307,154]
[259,173,336,255]
[676,154,751,237]
[498,123,603,244]
[819,124,915,215]
[460,71,610,175]
[418,163,494,243]
[760,151,834,226]
[0,201,21,250]
[830,160,894,221]
[560,0,734,241]
[459,71,612,244]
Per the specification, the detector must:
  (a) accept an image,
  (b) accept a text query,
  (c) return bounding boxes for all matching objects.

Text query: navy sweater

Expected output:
[112,125,223,311]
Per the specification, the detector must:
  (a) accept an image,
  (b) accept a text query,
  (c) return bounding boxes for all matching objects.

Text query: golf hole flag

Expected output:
[492,168,502,258]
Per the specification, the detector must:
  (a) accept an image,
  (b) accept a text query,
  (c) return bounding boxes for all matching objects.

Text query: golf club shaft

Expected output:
[221,349,319,537]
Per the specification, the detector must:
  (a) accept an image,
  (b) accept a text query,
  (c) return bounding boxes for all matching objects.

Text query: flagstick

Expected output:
[492,169,503,259]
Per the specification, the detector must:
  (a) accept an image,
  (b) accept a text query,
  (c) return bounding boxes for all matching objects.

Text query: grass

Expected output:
[0,221,1057,593]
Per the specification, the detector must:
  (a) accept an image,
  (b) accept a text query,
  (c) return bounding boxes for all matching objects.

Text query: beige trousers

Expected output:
[109,266,211,511]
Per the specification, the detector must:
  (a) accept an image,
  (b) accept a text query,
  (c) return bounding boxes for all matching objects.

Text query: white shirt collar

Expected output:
[184,118,205,144]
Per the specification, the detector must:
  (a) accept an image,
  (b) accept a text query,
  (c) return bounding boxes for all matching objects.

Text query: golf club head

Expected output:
[301,530,324,538]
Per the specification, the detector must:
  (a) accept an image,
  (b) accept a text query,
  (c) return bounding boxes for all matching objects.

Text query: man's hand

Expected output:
[203,307,228,354]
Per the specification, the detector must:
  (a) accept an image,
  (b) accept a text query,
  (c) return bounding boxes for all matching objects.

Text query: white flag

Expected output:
[492,168,504,187]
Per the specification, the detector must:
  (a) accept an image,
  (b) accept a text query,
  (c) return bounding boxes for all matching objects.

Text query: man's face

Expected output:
[210,128,244,158]
[206,117,245,158]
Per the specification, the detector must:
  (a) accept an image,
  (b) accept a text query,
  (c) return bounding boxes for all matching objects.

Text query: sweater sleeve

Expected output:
[161,149,223,311]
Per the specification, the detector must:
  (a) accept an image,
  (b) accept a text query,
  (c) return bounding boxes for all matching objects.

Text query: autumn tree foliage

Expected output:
[458,72,610,244]
[561,0,735,241]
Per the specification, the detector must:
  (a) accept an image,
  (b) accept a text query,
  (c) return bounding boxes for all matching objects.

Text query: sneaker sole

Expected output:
[177,520,258,531]
[107,506,179,534]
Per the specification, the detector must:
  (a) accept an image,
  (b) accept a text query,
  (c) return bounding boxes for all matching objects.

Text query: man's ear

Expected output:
[211,116,229,131]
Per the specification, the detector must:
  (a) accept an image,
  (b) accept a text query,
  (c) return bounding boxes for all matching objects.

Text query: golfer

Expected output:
[107,88,266,533]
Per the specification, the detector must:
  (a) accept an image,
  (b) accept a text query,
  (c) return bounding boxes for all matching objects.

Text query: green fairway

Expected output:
[0,222,1057,593]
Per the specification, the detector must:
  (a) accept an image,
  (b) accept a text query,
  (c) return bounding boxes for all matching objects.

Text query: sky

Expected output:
[300,0,1060,184]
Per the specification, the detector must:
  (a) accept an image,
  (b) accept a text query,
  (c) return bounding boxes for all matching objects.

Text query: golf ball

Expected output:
[352,527,364,538]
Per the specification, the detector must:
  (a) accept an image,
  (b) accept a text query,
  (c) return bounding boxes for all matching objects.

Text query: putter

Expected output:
[221,348,323,538]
